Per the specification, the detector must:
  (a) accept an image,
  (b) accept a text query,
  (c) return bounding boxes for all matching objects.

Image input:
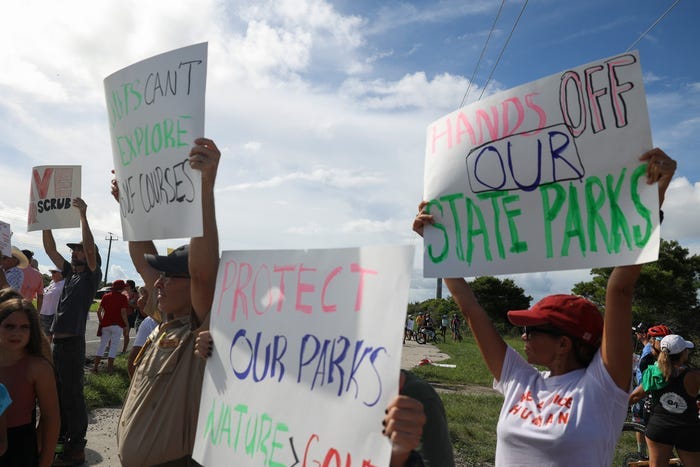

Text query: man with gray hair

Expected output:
[115,137,221,466]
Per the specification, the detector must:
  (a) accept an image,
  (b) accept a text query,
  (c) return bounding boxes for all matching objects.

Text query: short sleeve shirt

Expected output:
[41,279,65,316]
[20,267,44,300]
[118,314,205,466]
[493,346,628,466]
[52,260,102,336]
[4,266,24,291]
[133,317,158,347]
[98,291,129,327]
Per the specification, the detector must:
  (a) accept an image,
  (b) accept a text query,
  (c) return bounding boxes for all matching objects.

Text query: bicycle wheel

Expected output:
[416,332,426,344]
[614,421,646,466]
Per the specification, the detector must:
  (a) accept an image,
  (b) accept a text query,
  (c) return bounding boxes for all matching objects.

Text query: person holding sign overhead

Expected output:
[42,197,102,467]
[413,148,676,466]
[114,137,220,467]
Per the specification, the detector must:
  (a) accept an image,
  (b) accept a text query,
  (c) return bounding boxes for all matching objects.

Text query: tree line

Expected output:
[408,239,700,360]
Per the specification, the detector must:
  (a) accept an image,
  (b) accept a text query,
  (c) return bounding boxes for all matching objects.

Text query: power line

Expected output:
[478,0,529,102]
[458,0,506,109]
[626,0,682,52]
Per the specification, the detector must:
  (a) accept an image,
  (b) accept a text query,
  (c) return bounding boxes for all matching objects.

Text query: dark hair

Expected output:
[0,288,22,302]
[571,339,598,367]
[126,279,136,289]
[0,298,45,358]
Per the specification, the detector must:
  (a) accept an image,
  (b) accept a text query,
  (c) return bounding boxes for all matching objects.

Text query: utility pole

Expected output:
[103,232,118,285]
[436,278,443,299]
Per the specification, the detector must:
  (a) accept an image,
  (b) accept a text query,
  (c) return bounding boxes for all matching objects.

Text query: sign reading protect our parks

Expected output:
[103,42,207,241]
[422,51,659,277]
[193,245,414,467]
[27,165,81,232]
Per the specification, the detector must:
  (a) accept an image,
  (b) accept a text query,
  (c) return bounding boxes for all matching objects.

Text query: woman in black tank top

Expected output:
[629,334,700,466]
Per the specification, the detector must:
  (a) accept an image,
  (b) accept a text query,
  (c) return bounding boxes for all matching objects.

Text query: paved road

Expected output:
[84,310,135,359]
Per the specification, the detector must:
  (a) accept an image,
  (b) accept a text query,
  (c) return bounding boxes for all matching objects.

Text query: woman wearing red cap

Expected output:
[413,148,677,465]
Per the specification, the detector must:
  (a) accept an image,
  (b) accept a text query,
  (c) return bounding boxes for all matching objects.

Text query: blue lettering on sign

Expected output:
[466,124,584,194]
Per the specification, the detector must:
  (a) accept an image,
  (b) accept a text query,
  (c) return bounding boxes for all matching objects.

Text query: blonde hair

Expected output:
[657,348,683,381]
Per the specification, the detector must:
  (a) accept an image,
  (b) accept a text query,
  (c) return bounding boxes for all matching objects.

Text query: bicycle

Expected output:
[415,326,438,345]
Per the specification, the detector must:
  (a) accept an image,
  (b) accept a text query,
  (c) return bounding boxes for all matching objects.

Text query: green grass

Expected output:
[84,354,131,410]
[81,330,638,465]
[441,392,503,466]
[410,333,524,464]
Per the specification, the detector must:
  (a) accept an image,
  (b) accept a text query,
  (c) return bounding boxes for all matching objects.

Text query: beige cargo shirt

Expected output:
[118,313,205,466]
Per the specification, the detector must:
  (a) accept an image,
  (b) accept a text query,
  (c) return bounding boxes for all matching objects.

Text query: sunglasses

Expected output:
[158,271,190,280]
[523,326,565,339]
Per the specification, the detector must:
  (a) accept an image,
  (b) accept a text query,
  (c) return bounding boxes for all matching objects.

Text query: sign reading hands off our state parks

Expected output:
[104,42,207,241]
[27,166,81,232]
[193,245,414,467]
[423,51,660,277]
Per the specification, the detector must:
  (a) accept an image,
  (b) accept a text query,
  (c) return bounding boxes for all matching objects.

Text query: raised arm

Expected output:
[73,198,98,272]
[42,230,66,270]
[188,138,221,325]
[602,148,676,391]
[413,202,507,380]
[128,241,159,290]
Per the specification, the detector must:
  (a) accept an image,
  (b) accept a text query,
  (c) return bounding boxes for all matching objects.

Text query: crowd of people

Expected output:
[0,143,696,467]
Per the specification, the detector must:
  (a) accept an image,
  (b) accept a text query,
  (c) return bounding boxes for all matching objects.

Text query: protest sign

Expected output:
[0,221,10,257]
[193,245,414,467]
[27,165,81,232]
[104,42,207,241]
[423,51,658,277]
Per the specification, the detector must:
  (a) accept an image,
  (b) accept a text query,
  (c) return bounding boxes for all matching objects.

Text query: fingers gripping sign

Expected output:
[189,137,221,185]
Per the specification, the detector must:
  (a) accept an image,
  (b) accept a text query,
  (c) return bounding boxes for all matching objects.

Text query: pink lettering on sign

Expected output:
[350,264,378,312]
[302,433,377,467]
[430,92,547,156]
[296,265,316,314]
[215,261,380,322]
[559,53,636,138]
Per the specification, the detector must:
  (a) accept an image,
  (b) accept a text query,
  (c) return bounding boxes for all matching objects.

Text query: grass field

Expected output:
[84,330,645,465]
[411,332,643,466]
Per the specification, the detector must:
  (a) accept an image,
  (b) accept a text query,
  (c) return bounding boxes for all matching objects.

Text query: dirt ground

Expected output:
[83,339,457,465]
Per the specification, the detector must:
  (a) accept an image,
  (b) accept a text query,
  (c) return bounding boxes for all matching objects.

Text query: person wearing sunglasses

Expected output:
[412,148,677,466]
[113,137,221,467]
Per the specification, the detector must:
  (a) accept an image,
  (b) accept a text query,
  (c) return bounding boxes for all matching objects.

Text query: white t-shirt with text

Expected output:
[493,346,628,466]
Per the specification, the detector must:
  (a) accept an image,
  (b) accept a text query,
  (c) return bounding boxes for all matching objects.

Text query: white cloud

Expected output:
[219,166,384,192]
[243,141,262,152]
[659,177,700,240]
[340,72,474,110]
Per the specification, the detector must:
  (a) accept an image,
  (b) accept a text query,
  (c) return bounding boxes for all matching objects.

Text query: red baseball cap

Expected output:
[507,294,603,345]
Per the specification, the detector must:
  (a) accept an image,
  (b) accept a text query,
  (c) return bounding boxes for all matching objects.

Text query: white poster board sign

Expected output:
[0,221,11,257]
[193,245,414,467]
[423,52,658,277]
[104,42,207,241]
[27,165,81,232]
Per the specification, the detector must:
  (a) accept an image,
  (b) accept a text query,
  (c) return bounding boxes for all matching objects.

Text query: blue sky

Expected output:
[1,0,699,303]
